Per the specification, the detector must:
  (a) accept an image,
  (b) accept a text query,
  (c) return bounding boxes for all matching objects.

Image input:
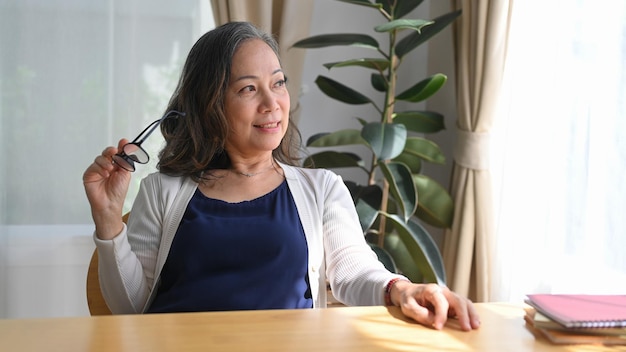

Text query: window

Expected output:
[0,0,213,318]
[491,1,626,302]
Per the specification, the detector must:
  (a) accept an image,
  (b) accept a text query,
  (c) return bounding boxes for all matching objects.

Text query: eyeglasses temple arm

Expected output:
[130,110,185,145]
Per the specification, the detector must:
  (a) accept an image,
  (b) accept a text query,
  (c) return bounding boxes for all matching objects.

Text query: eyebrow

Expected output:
[233,69,284,82]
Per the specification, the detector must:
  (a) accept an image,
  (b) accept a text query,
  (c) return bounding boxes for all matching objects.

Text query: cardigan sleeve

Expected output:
[93,174,165,314]
[321,172,407,306]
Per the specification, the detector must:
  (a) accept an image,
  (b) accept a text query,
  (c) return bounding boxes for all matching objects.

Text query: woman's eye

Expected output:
[274,79,287,88]
[240,85,255,93]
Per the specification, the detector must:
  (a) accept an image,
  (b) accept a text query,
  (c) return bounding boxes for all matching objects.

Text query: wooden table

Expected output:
[1,303,623,351]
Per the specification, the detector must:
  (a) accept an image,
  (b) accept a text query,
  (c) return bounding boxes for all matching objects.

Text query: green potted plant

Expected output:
[293,0,460,284]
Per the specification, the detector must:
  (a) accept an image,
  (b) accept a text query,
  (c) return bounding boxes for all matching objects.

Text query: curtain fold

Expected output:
[210,0,314,124]
[442,0,512,302]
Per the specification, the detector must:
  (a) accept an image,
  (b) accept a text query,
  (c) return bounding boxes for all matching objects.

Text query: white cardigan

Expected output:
[94,163,405,314]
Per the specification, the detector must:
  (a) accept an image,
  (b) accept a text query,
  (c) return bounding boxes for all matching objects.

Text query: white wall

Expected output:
[424,1,458,187]
[2,226,94,318]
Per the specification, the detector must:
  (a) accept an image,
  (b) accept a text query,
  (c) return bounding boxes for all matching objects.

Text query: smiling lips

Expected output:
[255,122,280,129]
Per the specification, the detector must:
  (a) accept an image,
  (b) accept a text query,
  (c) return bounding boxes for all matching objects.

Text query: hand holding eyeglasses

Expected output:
[83,110,185,240]
[112,110,186,172]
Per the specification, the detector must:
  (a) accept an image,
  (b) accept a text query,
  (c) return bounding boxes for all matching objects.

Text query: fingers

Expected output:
[466,299,481,329]
[83,139,130,183]
[95,139,130,170]
[447,295,471,331]
[397,283,480,331]
[442,288,481,331]
[425,284,448,330]
[116,138,129,151]
[84,147,118,181]
[400,300,435,327]
[98,138,129,164]
[400,284,448,330]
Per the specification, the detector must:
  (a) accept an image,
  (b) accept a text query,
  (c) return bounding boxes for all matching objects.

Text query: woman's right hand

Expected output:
[83,139,132,240]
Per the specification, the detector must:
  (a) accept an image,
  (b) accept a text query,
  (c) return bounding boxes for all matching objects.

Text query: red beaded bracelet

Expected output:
[384,278,410,306]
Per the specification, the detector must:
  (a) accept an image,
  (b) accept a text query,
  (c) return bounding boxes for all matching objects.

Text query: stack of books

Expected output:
[524,294,626,345]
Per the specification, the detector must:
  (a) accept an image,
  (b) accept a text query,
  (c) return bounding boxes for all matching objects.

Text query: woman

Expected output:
[83,21,480,331]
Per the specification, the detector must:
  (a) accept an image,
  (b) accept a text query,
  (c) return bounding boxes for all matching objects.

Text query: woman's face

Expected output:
[223,39,290,158]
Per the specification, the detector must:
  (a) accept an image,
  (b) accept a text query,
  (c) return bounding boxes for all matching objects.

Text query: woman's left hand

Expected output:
[389,281,481,331]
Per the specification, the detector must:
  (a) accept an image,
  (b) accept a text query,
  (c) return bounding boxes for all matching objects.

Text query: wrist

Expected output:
[92,211,124,240]
[384,277,411,306]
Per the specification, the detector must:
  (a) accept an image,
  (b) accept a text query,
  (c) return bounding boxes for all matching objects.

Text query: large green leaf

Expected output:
[345,182,383,208]
[323,58,389,71]
[395,9,462,58]
[379,162,417,222]
[315,75,373,105]
[361,122,407,160]
[383,232,422,282]
[292,33,379,50]
[403,137,446,164]
[392,151,422,174]
[414,174,454,228]
[368,243,397,273]
[345,181,382,232]
[375,0,423,19]
[304,151,365,170]
[307,130,367,147]
[375,19,432,33]
[356,198,379,233]
[384,214,447,284]
[379,197,398,229]
[396,73,447,102]
[393,111,445,133]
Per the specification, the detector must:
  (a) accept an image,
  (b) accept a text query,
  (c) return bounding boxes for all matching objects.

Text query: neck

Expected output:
[230,158,276,178]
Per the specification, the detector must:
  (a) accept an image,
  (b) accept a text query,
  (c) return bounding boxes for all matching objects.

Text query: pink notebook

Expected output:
[525,294,626,328]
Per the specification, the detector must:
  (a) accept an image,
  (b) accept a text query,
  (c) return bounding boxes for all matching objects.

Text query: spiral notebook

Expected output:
[525,294,626,329]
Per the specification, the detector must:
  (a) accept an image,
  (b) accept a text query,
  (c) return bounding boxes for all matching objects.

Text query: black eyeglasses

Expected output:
[112,110,185,172]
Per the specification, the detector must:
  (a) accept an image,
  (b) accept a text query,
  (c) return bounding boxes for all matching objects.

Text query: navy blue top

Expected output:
[147,180,313,313]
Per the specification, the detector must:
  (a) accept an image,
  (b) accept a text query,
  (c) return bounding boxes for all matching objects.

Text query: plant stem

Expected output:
[377,28,399,248]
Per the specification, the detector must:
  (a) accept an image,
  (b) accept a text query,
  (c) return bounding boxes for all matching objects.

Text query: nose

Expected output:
[259,91,280,113]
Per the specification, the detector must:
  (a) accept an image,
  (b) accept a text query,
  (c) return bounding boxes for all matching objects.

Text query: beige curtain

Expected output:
[211,0,314,124]
[442,0,513,302]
